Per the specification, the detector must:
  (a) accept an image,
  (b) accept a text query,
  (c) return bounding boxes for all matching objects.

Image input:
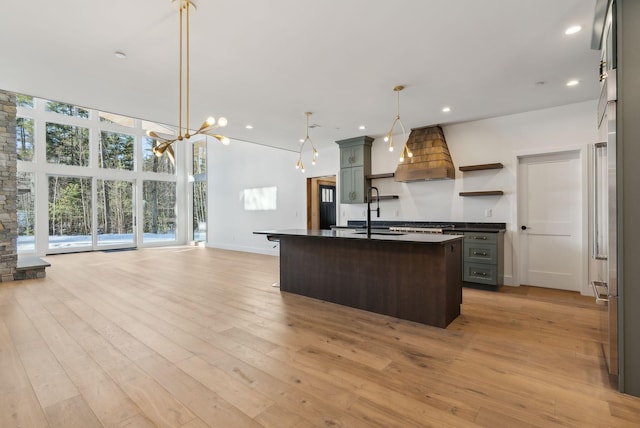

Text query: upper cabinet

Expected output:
[340,143,367,168]
[336,136,372,204]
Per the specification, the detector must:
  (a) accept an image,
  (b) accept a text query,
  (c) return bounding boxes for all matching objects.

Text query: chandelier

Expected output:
[294,112,319,173]
[147,0,229,161]
[384,85,412,162]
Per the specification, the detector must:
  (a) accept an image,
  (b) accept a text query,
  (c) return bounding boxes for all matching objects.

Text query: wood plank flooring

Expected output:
[1,246,639,427]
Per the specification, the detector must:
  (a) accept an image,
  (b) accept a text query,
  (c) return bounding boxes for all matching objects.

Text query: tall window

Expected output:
[45,101,89,118]
[99,131,134,170]
[143,137,175,174]
[192,140,207,241]
[97,180,134,246]
[46,123,90,166]
[16,172,35,253]
[16,117,34,161]
[143,181,176,243]
[16,93,183,254]
[48,176,92,250]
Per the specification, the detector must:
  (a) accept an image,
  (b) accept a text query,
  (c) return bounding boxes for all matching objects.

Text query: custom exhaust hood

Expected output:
[394,125,455,182]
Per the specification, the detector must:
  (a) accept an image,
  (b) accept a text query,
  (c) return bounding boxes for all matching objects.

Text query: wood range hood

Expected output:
[394,125,455,182]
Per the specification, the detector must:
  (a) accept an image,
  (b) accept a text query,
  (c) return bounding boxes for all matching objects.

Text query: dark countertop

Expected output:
[254,229,464,244]
[336,221,506,233]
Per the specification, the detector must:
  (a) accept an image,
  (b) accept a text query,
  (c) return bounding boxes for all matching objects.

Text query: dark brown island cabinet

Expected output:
[256,229,464,328]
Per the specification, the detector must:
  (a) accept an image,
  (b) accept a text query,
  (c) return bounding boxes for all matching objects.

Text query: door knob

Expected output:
[521,225,528,230]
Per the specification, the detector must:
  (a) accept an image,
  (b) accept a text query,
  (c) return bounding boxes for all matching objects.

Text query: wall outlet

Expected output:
[395,209,399,217]
[485,208,492,218]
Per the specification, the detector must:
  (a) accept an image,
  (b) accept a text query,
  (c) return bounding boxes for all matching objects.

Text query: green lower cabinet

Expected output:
[461,231,504,288]
[464,262,499,285]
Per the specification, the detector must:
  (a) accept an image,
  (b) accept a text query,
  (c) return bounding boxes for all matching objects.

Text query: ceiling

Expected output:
[0,0,600,153]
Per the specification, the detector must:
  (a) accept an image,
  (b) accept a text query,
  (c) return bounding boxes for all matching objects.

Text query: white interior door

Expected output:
[518,151,582,291]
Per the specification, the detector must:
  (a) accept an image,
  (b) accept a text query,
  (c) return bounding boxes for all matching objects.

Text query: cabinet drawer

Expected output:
[464,232,497,244]
[463,242,497,264]
[464,263,498,285]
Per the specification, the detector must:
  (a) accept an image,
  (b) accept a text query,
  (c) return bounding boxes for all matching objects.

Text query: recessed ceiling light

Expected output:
[359,125,366,130]
[114,51,127,59]
[245,125,253,129]
[566,79,580,87]
[299,138,305,143]
[565,25,582,35]
[442,107,451,113]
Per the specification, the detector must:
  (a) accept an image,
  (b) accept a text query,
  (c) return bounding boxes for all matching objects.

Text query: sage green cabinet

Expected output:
[336,136,372,204]
[461,231,504,288]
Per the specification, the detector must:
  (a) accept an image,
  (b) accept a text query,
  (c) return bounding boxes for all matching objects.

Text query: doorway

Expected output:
[307,176,337,230]
[517,150,583,291]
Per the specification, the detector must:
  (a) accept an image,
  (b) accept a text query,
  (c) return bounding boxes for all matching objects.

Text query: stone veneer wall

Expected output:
[0,90,17,282]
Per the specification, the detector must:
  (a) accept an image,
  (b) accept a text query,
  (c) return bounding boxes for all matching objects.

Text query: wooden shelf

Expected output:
[459,163,503,172]
[366,195,399,202]
[459,191,504,197]
[366,173,395,179]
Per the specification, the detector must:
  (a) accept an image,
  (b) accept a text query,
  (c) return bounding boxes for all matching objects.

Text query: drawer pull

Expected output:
[472,271,488,277]
[472,251,488,256]
[470,236,488,240]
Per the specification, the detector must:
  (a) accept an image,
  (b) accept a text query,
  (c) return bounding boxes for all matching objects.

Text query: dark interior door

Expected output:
[319,184,336,230]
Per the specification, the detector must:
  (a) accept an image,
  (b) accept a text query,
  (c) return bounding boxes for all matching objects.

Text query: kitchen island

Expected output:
[255,229,463,328]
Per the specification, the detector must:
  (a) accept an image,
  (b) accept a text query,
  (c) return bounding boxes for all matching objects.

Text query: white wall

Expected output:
[207,140,339,255]
[207,100,598,286]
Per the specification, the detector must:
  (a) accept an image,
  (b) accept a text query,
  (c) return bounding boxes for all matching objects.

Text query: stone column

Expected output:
[0,90,17,282]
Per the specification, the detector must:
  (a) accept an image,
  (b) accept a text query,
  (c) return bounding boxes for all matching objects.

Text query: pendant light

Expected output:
[384,85,412,162]
[295,112,319,173]
[147,0,229,162]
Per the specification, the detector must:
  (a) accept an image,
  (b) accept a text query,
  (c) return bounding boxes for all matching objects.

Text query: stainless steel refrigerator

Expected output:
[591,11,618,377]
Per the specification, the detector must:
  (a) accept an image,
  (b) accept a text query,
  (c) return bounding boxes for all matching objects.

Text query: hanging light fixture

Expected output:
[384,85,412,162]
[147,0,229,162]
[295,112,319,173]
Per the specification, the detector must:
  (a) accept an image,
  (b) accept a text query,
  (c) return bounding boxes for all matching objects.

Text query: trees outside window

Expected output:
[16,94,183,253]
[100,131,134,170]
[143,137,175,174]
[16,172,35,253]
[16,117,34,161]
[45,100,89,118]
[143,180,176,242]
[46,122,90,166]
[192,140,206,241]
[97,180,134,246]
[48,176,92,249]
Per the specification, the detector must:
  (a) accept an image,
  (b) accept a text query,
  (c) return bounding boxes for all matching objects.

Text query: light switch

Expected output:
[485,208,492,218]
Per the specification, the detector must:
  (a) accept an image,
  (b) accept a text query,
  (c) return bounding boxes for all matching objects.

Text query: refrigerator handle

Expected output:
[592,142,608,260]
[591,281,609,305]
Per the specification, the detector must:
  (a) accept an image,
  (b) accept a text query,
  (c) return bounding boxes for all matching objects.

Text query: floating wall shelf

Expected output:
[459,163,503,172]
[366,173,395,179]
[366,195,400,202]
[459,190,504,197]
[458,163,504,196]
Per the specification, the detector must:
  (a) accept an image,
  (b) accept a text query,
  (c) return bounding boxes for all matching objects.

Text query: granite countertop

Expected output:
[254,229,464,244]
[335,221,507,233]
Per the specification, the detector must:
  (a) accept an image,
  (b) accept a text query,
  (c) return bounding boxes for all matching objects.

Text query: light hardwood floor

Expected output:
[1,246,639,427]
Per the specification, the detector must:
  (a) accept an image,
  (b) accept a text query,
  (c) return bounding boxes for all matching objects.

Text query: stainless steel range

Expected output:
[389,225,455,234]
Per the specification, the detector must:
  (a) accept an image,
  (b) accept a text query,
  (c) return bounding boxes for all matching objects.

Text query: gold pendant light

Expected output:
[384,85,412,162]
[147,0,229,162]
[295,112,319,173]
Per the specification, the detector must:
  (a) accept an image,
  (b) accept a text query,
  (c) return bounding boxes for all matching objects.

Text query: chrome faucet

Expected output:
[366,186,380,237]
